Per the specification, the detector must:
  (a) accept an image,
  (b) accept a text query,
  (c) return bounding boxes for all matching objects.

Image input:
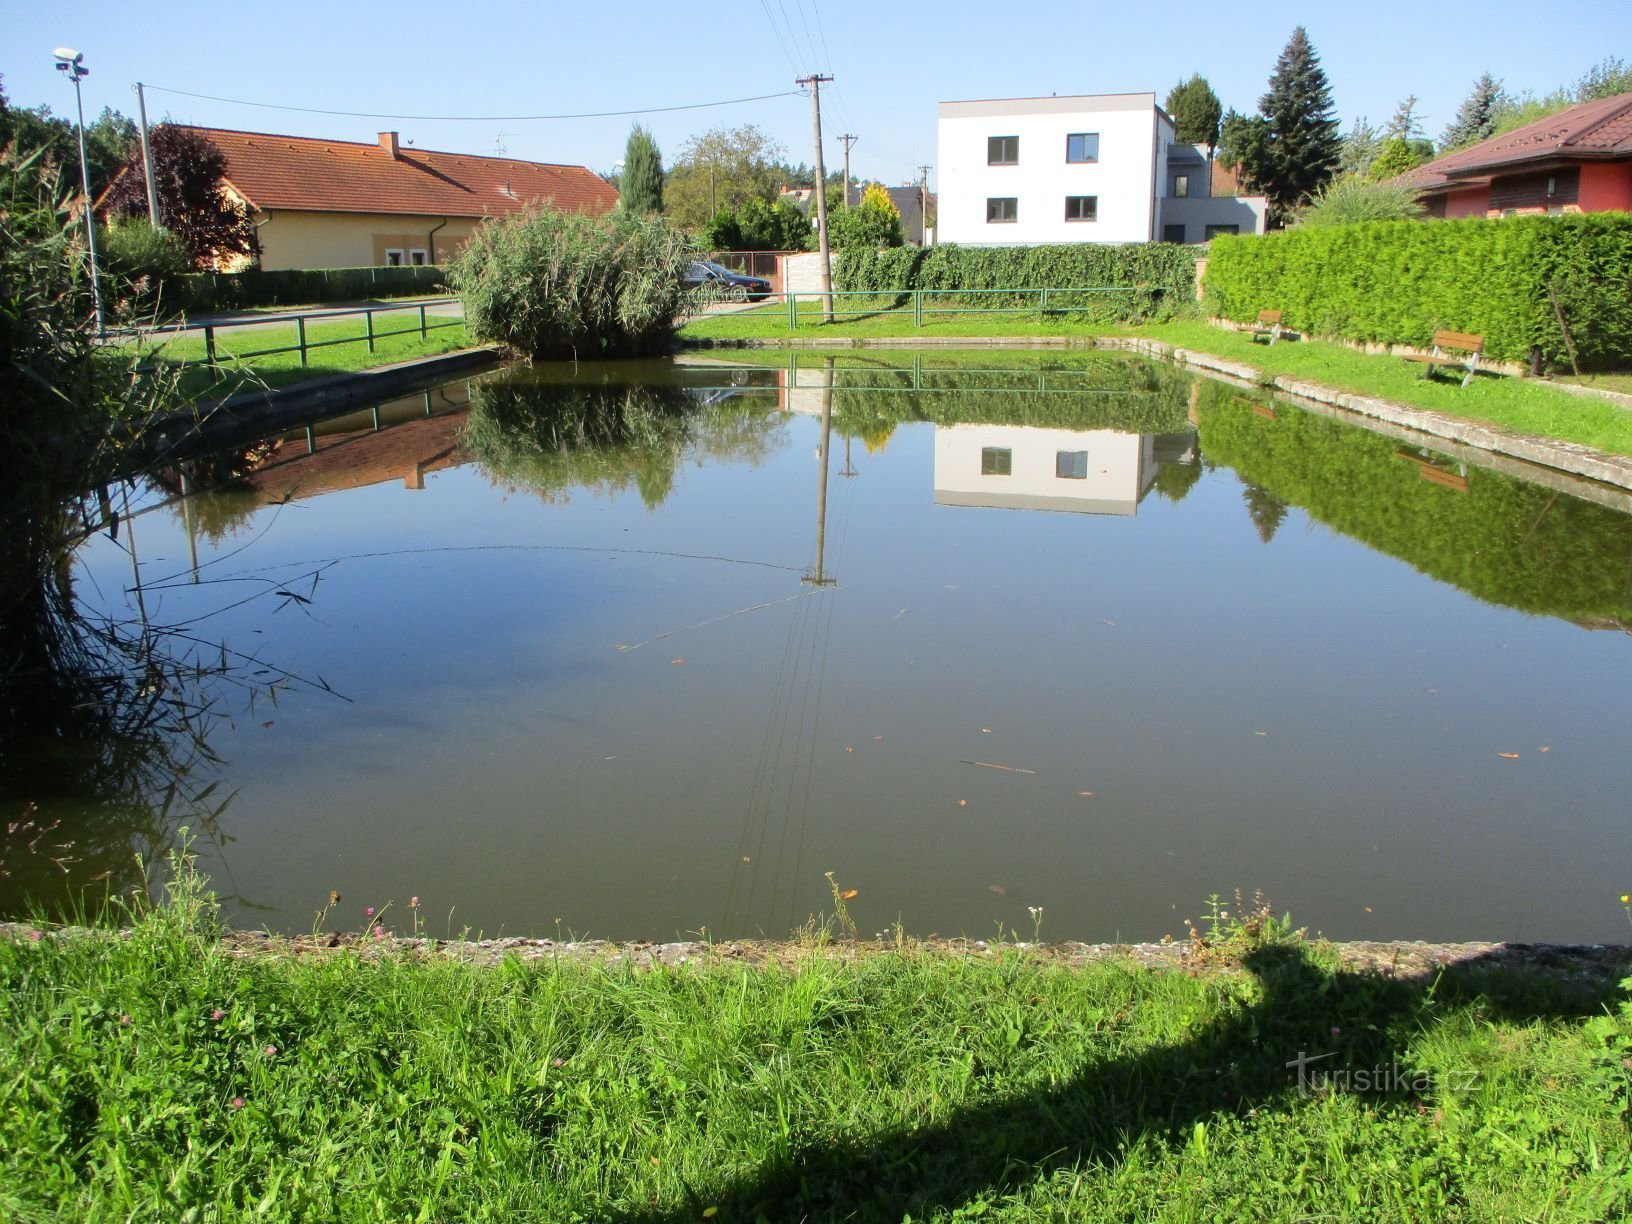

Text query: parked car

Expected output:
[683,260,772,302]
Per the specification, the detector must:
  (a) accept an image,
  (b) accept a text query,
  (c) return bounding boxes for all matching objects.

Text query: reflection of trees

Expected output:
[1242,484,1291,543]
[0,489,238,914]
[462,372,786,509]
[1195,381,1632,622]
[821,353,1197,441]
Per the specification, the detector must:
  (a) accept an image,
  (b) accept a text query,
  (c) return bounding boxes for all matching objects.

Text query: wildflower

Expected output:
[365,906,375,918]
[1622,894,1629,905]
[1330,1025,1341,1039]
[231,1096,245,1110]
[328,890,341,906]
[372,926,385,940]
[212,1009,226,1021]
[120,1014,132,1026]
[264,1045,278,1057]
[27,930,42,942]
[409,896,420,908]
[552,1057,565,1067]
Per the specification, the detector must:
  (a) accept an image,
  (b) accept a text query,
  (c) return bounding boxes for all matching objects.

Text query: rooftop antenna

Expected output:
[493,131,515,155]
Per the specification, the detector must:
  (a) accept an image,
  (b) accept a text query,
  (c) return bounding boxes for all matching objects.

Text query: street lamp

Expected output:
[53,46,105,334]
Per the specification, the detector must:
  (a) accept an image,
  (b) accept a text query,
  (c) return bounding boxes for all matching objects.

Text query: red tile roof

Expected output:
[177,125,619,219]
[1404,91,1632,192]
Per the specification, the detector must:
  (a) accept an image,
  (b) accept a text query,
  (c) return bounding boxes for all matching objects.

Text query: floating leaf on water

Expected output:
[1364,906,1373,913]
[839,889,858,901]
[957,799,967,807]
[981,728,993,734]
[873,735,883,741]
[1498,752,1520,760]
[670,658,685,665]
[1077,791,1095,797]
[1102,619,1115,626]
[988,884,1007,896]
[1254,731,1268,737]
[741,856,751,863]
[1539,745,1551,753]
[845,746,854,753]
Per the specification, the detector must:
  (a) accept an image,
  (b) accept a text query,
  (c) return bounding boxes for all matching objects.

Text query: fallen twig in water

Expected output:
[959,759,1038,776]
[615,590,822,653]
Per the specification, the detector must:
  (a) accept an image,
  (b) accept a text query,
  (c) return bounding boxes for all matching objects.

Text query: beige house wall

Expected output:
[253,210,484,270]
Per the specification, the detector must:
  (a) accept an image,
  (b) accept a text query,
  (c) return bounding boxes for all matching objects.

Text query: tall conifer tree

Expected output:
[1439,74,1504,150]
[1251,26,1342,221]
[1165,74,1224,153]
[621,124,664,215]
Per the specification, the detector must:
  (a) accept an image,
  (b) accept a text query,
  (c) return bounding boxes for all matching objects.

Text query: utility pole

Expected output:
[916,164,932,246]
[838,134,858,208]
[134,82,161,227]
[797,74,835,321]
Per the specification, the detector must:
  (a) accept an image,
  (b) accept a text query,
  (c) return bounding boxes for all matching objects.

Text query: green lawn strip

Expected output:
[2,867,1628,1219]
[680,307,1632,457]
[1561,372,1632,397]
[125,316,475,399]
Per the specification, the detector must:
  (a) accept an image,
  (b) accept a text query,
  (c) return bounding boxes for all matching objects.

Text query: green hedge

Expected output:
[834,243,1199,322]
[178,265,449,313]
[1202,214,1632,371]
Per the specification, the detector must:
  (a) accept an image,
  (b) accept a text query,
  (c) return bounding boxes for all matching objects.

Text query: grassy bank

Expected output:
[126,315,475,400]
[680,305,1632,458]
[2,860,1629,1219]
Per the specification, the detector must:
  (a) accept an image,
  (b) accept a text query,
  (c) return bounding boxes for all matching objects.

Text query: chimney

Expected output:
[379,131,400,159]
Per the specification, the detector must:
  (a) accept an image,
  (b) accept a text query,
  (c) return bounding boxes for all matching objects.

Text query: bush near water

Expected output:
[1203,213,1632,372]
[451,205,696,360]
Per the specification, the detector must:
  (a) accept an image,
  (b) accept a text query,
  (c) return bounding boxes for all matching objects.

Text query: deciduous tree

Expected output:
[101,124,258,269]
[664,124,786,233]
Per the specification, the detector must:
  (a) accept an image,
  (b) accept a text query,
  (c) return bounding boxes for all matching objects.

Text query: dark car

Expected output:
[683,260,773,302]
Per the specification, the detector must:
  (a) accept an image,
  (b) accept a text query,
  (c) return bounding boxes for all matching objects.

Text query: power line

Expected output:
[757,0,802,75]
[141,84,803,123]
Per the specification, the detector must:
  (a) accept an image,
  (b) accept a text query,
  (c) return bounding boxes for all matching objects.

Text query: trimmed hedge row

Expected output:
[834,243,1200,321]
[177,265,449,313]
[1202,214,1632,371]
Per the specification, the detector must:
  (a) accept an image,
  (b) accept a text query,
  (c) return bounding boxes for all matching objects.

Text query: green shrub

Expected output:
[1203,213,1632,371]
[829,184,904,250]
[97,219,191,312]
[835,242,1199,322]
[178,264,448,313]
[1294,176,1425,227]
[450,205,695,359]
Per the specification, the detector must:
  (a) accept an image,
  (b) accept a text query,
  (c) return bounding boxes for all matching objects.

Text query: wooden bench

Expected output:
[1249,309,1284,345]
[1401,331,1484,388]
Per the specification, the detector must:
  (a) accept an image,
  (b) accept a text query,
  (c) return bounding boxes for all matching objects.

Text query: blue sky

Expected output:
[6,1,1628,190]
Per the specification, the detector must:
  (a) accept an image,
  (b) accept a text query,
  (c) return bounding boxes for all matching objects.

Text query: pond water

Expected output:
[12,351,1632,944]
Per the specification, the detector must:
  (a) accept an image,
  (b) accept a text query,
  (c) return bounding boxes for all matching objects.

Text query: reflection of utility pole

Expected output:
[838,134,858,207]
[797,74,836,321]
[840,434,856,478]
[179,466,200,583]
[804,360,838,587]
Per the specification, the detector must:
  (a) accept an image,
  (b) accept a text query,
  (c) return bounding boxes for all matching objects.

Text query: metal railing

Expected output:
[702,286,1166,329]
[129,298,463,375]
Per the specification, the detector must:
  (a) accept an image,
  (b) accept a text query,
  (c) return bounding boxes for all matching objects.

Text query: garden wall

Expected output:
[179,265,449,313]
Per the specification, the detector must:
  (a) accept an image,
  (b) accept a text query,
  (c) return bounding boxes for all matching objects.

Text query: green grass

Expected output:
[2,855,1629,1220]
[126,314,478,400]
[680,305,1632,458]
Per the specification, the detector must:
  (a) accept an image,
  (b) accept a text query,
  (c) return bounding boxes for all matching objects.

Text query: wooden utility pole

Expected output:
[798,74,835,321]
[838,134,858,207]
[917,164,932,246]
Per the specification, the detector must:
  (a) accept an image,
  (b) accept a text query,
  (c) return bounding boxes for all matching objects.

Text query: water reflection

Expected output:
[11,351,1632,942]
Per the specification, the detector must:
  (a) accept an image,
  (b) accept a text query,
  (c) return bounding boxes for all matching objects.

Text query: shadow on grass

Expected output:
[616,944,1623,1222]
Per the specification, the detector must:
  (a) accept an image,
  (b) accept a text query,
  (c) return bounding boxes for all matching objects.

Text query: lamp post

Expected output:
[53,46,105,334]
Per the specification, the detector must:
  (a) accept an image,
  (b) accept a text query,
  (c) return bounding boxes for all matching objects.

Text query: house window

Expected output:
[987,197,1018,224]
[1066,133,1099,163]
[1064,196,1097,222]
[1163,223,1186,243]
[1173,175,1190,198]
[409,249,429,266]
[1203,224,1239,239]
[1056,450,1088,480]
[384,248,405,267]
[987,135,1019,165]
[980,447,1013,476]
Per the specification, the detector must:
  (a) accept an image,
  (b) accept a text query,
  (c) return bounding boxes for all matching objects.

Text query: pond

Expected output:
[9,350,1632,944]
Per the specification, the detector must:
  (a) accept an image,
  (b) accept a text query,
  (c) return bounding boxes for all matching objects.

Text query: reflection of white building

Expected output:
[934,424,1156,515]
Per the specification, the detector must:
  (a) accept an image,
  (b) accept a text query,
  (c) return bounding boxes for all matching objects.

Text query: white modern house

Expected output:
[936,92,1266,245]
[933,425,1158,516]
